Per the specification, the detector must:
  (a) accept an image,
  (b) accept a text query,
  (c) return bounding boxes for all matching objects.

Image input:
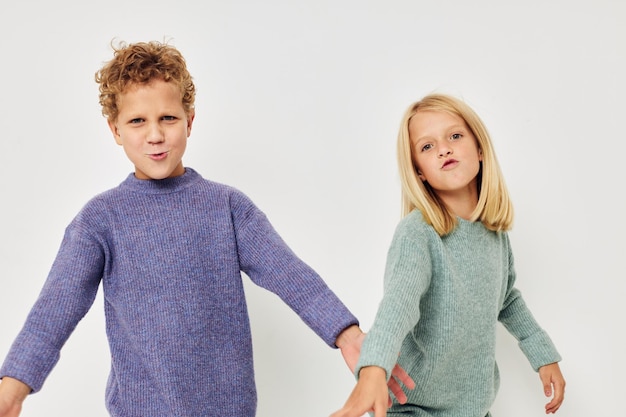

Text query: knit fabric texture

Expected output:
[0,168,358,416]
[356,210,561,417]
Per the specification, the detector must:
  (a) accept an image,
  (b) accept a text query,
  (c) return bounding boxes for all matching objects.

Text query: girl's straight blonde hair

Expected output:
[397,94,513,236]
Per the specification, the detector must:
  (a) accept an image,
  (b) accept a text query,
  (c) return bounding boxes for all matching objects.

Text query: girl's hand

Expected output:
[336,325,415,404]
[0,377,30,417]
[330,366,389,417]
[538,362,565,414]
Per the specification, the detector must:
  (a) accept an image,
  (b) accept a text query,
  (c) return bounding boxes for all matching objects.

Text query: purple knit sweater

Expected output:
[0,168,358,416]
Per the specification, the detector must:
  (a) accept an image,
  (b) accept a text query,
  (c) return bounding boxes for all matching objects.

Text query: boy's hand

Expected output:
[538,362,565,414]
[330,366,389,417]
[0,377,30,417]
[335,325,415,404]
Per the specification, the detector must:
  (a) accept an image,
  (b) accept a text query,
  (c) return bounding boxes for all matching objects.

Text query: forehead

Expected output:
[409,110,468,139]
[117,80,184,112]
[120,79,180,97]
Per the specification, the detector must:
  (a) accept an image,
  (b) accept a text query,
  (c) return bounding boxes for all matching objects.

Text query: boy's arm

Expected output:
[334,325,364,372]
[335,325,414,404]
[231,193,414,398]
[232,193,358,346]
[0,377,30,417]
[1,218,104,392]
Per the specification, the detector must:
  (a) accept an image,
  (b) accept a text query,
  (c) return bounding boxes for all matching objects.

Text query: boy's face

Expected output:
[108,80,194,180]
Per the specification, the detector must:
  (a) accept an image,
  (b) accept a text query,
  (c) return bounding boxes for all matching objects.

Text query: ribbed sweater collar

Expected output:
[118,167,201,194]
[450,216,494,238]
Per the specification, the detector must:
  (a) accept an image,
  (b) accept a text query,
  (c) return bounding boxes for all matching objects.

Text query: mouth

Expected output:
[147,151,169,161]
[441,159,458,169]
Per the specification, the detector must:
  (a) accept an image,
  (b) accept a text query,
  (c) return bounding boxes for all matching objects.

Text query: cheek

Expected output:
[412,153,426,173]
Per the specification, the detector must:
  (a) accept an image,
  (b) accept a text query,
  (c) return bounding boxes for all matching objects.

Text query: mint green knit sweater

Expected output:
[356,210,561,417]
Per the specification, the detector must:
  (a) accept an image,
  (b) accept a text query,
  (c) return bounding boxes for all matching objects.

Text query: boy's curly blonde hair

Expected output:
[95,41,196,121]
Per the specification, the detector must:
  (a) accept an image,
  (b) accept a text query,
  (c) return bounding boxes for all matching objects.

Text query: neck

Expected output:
[436,186,479,221]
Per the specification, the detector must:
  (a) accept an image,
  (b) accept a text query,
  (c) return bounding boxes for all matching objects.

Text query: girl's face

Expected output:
[409,110,482,202]
[108,79,194,180]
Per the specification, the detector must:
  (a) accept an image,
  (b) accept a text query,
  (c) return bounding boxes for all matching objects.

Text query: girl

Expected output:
[330,94,565,417]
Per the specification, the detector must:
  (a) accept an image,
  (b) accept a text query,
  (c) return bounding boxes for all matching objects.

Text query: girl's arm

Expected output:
[539,362,566,414]
[329,366,389,417]
[333,216,429,417]
[499,235,565,413]
[498,236,562,369]
[335,325,415,404]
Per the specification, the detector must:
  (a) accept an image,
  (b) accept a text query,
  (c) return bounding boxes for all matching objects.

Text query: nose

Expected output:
[438,144,453,158]
[146,123,165,144]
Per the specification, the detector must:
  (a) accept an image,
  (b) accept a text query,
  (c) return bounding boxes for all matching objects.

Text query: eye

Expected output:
[420,143,433,152]
[451,133,462,140]
[129,118,144,124]
[162,115,177,121]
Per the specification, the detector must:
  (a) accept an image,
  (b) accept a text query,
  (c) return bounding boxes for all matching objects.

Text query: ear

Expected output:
[478,148,483,161]
[416,168,426,182]
[186,110,196,137]
[108,119,123,145]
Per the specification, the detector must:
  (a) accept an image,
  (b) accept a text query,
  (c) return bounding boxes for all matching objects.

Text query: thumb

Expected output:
[541,375,553,397]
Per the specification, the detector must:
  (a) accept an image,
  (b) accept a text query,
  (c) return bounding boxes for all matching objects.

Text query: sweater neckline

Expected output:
[119,167,201,194]
[451,216,492,238]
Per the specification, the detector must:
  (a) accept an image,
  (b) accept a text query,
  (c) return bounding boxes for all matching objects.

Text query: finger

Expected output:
[545,396,563,414]
[329,409,350,417]
[328,408,345,417]
[545,378,565,414]
[542,380,552,397]
[373,400,388,417]
[387,377,407,404]
[539,372,553,397]
[329,405,365,417]
[390,364,415,390]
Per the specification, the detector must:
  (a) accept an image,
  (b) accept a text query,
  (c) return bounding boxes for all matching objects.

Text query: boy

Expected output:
[0,41,411,416]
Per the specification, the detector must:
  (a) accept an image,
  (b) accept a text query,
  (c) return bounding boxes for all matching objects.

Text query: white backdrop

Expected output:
[0,1,624,416]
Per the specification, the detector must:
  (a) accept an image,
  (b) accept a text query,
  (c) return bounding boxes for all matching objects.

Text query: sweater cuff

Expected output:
[0,331,61,393]
[518,330,562,371]
[298,288,359,348]
[354,331,397,381]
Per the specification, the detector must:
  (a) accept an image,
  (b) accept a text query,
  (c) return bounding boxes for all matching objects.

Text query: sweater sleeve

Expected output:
[355,215,432,380]
[230,191,358,348]
[0,215,104,392]
[498,236,561,371]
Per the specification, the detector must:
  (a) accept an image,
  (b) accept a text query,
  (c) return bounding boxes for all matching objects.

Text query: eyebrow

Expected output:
[412,124,468,144]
